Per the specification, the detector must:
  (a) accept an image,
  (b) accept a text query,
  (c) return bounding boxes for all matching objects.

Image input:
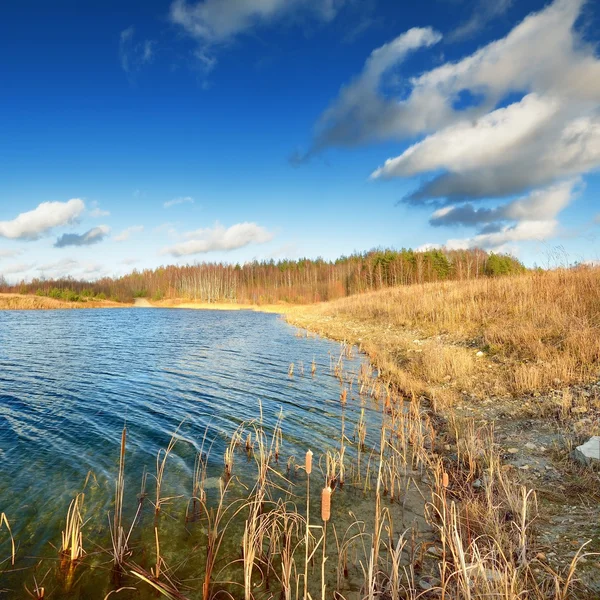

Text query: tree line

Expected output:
[0,248,526,304]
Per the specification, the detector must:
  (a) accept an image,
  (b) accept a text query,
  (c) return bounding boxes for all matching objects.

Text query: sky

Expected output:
[1,0,600,283]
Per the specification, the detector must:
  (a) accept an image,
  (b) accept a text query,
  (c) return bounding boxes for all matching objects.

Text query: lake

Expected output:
[0,308,391,598]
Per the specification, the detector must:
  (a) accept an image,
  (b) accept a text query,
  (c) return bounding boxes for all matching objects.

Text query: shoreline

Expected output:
[0,293,126,310]
[149,298,302,314]
[0,293,305,314]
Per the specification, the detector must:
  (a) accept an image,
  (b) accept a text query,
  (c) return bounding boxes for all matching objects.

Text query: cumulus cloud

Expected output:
[170,0,345,44]
[164,196,194,208]
[372,95,600,203]
[163,222,274,256]
[313,0,599,155]
[54,226,110,248]
[301,0,600,253]
[0,199,85,240]
[114,225,144,242]
[430,179,581,250]
[430,180,579,228]
[120,27,155,75]
[445,220,557,251]
[306,27,442,154]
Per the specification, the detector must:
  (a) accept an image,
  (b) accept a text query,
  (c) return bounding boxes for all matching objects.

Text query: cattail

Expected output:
[340,389,347,405]
[245,433,252,452]
[321,487,332,522]
[442,472,449,488]
[288,363,294,377]
[311,359,316,376]
[305,450,313,475]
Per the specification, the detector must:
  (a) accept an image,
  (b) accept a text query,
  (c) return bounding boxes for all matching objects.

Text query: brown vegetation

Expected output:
[1,247,524,304]
[287,266,600,400]
[0,293,124,310]
[283,265,600,596]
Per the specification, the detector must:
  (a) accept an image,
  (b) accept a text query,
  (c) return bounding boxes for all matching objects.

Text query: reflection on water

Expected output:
[0,308,417,598]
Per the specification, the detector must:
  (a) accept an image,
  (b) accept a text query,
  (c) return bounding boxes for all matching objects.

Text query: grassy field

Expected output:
[0,293,125,310]
[287,266,600,401]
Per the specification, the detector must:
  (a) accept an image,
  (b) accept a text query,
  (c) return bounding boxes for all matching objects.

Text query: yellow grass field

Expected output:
[0,293,124,310]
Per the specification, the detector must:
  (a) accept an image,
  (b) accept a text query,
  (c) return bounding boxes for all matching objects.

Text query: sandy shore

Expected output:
[149,298,300,314]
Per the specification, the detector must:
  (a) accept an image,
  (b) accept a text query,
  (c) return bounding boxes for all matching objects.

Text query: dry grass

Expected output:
[287,267,600,399]
[0,293,123,310]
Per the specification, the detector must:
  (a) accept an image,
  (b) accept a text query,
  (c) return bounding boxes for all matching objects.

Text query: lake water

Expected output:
[0,308,385,597]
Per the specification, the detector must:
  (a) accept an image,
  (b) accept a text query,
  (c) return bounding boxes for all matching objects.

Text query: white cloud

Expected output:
[54,226,110,248]
[434,180,581,250]
[430,179,579,228]
[372,94,559,180]
[164,196,194,208]
[163,222,274,256]
[306,27,442,155]
[90,204,110,218]
[114,225,144,242]
[301,0,600,254]
[170,0,345,44]
[313,0,599,154]
[372,94,600,202]
[120,27,155,75]
[445,220,557,251]
[0,199,85,240]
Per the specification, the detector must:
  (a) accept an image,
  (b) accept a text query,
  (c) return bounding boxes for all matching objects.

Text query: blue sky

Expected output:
[1,0,600,282]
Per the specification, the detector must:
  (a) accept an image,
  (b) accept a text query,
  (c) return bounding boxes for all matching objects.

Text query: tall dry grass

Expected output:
[289,267,600,399]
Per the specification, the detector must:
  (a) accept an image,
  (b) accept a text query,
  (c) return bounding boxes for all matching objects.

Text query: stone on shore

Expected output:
[573,436,600,465]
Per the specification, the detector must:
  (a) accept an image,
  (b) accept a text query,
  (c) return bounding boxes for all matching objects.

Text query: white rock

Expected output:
[525,442,536,450]
[574,436,600,464]
[476,350,484,357]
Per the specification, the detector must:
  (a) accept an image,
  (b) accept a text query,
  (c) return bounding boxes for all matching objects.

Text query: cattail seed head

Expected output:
[442,472,449,488]
[305,450,313,475]
[340,389,347,405]
[321,486,332,522]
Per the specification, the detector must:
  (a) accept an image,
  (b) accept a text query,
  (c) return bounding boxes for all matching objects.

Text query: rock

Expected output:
[426,546,443,558]
[472,478,483,489]
[476,351,484,357]
[573,436,600,465]
[419,577,441,591]
[507,448,519,454]
[525,442,537,450]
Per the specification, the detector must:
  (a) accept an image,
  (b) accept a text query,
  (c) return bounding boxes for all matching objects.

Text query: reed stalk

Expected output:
[303,449,313,600]
[61,493,85,563]
[0,512,15,566]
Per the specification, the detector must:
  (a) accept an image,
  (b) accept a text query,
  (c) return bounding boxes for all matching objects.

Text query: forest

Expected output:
[0,247,525,304]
